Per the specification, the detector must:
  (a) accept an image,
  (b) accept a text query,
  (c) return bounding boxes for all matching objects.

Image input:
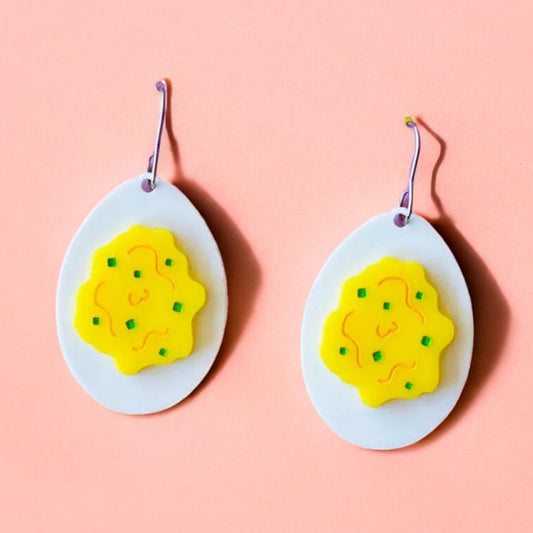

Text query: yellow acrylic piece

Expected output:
[74,225,206,374]
[321,257,454,407]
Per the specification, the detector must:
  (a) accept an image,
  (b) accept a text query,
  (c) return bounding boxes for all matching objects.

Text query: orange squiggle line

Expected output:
[376,321,398,338]
[94,281,116,337]
[132,328,170,352]
[378,361,417,384]
[341,311,362,368]
[128,289,150,306]
[378,277,425,324]
[127,245,175,289]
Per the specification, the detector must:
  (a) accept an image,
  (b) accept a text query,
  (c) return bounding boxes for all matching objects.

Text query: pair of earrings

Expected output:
[57,81,473,450]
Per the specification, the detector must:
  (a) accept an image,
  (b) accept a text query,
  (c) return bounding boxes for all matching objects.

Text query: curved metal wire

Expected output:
[396,115,420,225]
[146,79,168,190]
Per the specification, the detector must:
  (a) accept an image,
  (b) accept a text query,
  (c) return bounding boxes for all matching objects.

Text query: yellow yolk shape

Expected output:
[74,225,206,374]
[321,257,454,407]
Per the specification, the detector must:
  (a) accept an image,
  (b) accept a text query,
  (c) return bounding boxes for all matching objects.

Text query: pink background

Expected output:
[1,1,532,531]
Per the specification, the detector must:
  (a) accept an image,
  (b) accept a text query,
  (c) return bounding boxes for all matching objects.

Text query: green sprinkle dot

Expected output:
[107,257,117,267]
[339,347,347,355]
[383,302,391,310]
[405,382,414,390]
[92,317,100,325]
[172,302,183,313]
[421,335,432,347]
[125,319,136,330]
[165,258,173,266]
[357,288,367,298]
[372,350,383,362]
[416,291,424,300]
[133,270,141,278]
[159,348,167,356]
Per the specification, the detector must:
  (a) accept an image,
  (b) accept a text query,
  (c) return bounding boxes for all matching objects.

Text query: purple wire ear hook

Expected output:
[142,80,168,192]
[394,116,420,227]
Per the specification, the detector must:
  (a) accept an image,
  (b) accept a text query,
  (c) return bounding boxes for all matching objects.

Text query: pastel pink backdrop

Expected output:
[1,1,531,531]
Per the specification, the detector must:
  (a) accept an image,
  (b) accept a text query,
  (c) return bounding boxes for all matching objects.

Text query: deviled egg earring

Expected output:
[57,80,228,414]
[301,117,473,449]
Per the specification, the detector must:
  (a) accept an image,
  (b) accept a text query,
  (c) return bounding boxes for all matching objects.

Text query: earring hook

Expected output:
[395,115,420,226]
[144,80,168,191]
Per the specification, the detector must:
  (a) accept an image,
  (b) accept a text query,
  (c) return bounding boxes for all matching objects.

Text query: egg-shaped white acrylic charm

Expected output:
[57,174,228,414]
[301,207,473,449]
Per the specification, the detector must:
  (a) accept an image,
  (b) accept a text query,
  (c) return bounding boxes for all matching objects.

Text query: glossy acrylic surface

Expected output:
[302,209,473,449]
[57,175,227,414]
